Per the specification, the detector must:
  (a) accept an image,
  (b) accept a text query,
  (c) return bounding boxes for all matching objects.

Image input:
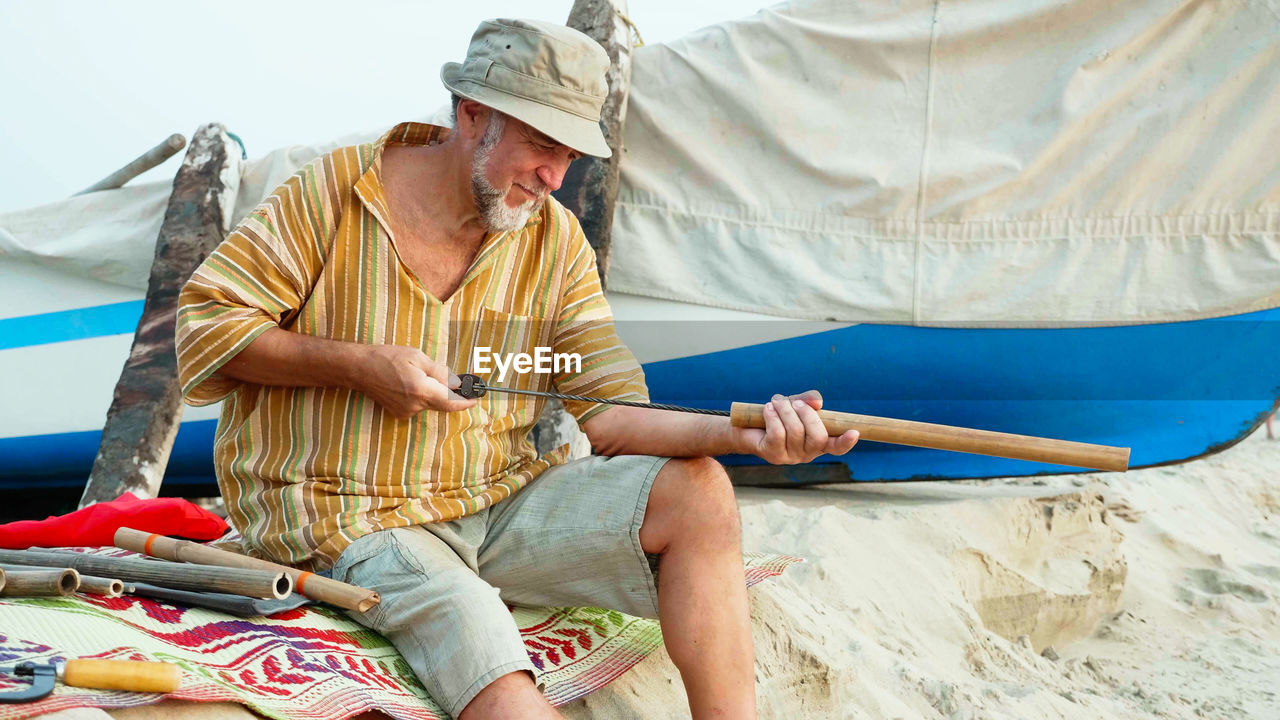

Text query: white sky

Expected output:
[0,0,762,214]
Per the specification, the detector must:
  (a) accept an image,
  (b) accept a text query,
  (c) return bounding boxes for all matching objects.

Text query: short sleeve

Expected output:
[550,212,649,424]
[175,155,337,405]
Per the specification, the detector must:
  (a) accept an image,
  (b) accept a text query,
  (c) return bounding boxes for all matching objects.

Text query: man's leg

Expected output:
[639,456,756,719]
[332,526,557,720]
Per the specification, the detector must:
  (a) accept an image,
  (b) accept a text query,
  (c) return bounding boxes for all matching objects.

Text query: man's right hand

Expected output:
[355,345,478,418]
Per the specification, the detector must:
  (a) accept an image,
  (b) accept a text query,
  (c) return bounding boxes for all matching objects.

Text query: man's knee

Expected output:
[458,670,557,720]
[642,457,741,554]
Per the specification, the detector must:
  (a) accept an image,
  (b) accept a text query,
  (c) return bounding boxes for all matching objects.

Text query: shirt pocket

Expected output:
[452,306,551,433]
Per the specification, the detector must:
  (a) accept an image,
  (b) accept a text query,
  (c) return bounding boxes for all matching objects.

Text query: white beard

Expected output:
[470,114,544,233]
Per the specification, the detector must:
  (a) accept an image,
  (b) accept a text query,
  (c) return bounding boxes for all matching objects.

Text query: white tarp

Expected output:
[3,0,1277,325]
[609,0,1280,325]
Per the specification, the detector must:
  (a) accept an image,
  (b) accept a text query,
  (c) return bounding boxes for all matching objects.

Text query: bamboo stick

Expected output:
[75,133,186,195]
[0,567,80,597]
[78,575,126,598]
[0,549,290,599]
[115,528,379,612]
[730,403,1130,472]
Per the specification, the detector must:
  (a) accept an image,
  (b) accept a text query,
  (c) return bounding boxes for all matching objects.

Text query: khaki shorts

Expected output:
[330,454,670,718]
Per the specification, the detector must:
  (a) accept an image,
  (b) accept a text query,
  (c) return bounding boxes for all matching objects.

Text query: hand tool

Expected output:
[0,660,180,703]
[455,374,1130,472]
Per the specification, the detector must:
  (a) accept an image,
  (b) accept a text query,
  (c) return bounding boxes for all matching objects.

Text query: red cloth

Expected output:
[0,492,229,549]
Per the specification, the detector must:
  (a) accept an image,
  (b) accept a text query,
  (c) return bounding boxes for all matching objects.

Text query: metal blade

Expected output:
[456,374,728,417]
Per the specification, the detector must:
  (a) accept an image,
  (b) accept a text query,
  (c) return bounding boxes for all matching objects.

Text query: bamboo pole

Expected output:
[729,403,1131,472]
[0,567,80,597]
[78,575,126,597]
[114,528,379,612]
[0,549,291,599]
[75,133,187,195]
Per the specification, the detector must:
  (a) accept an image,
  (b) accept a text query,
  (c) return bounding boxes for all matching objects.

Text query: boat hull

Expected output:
[3,301,1276,488]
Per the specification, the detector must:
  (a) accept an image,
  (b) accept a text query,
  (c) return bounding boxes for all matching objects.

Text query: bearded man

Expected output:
[176,18,857,720]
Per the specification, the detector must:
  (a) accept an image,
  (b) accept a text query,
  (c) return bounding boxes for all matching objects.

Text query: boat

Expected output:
[2,0,1277,488]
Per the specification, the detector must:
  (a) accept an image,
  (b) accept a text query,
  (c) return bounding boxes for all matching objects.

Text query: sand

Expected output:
[565,426,1280,719]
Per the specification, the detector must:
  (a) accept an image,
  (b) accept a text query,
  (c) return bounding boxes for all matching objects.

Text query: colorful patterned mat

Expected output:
[0,552,799,720]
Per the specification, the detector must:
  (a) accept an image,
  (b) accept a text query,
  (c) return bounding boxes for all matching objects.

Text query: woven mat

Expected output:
[0,552,799,720]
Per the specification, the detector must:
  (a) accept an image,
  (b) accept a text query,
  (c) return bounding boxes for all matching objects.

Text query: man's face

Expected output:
[470,112,581,233]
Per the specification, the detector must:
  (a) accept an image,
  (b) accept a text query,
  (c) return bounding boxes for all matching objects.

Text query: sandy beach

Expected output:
[564,425,1280,719]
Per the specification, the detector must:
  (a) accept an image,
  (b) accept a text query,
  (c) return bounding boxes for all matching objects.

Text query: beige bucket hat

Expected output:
[442,18,612,158]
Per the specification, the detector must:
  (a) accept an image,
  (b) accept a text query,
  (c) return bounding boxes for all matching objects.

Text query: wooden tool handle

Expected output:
[729,403,1130,472]
[63,660,181,693]
[115,528,381,613]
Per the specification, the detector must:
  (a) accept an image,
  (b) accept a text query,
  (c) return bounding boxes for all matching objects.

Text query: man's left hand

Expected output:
[734,390,859,465]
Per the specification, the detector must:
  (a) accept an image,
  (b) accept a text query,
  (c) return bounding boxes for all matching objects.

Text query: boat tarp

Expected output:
[610,0,1280,325]
[2,0,1277,326]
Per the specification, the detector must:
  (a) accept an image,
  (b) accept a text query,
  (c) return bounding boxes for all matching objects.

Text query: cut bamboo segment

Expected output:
[78,575,126,598]
[0,549,290,599]
[114,528,380,612]
[0,567,80,597]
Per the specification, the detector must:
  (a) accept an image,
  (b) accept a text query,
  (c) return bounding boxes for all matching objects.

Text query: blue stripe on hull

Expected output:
[3,308,1278,486]
[0,301,145,350]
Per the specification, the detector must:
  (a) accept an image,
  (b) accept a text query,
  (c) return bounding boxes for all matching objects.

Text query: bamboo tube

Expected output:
[0,567,80,597]
[115,528,380,612]
[78,575,126,598]
[0,549,290,600]
[729,403,1131,472]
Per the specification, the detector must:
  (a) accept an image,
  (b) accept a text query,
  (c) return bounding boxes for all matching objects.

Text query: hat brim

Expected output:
[442,62,612,159]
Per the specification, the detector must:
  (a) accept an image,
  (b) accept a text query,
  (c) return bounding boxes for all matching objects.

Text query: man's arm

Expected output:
[218,327,476,418]
[583,390,859,465]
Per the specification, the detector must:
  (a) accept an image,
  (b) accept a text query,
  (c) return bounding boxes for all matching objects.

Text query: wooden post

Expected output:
[80,124,240,508]
[535,0,635,458]
[555,0,634,287]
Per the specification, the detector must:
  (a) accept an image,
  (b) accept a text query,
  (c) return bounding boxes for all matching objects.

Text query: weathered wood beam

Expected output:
[75,133,187,195]
[79,124,239,508]
[554,0,634,289]
[533,2,635,458]
[534,0,635,458]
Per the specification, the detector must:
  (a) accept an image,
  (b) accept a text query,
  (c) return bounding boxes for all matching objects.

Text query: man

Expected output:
[176,18,857,720]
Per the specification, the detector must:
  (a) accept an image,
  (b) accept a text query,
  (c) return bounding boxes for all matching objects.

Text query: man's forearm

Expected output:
[217,327,363,389]
[583,405,746,458]
[216,328,474,417]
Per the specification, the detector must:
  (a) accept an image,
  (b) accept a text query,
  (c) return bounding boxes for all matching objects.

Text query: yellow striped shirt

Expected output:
[176,122,648,571]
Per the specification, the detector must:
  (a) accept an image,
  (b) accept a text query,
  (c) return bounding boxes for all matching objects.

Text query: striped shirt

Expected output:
[176,121,648,571]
